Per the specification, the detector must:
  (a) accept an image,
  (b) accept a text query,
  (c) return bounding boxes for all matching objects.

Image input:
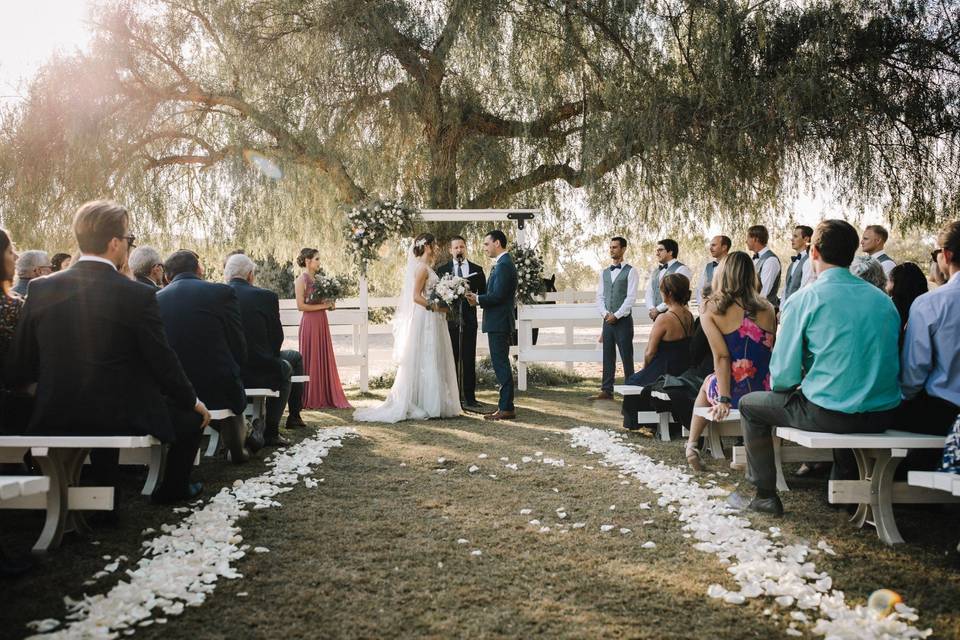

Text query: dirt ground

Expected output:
[2,380,959,639]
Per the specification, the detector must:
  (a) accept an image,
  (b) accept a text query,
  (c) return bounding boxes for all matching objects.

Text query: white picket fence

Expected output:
[281,289,656,392]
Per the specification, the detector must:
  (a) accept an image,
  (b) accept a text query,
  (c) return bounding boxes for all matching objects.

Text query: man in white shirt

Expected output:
[696,235,731,308]
[782,225,814,304]
[860,224,897,277]
[646,239,693,320]
[590,237,639,400]
[747,225,782,308]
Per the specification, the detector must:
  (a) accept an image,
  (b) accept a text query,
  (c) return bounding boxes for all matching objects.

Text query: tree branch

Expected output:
[462,99,597,139]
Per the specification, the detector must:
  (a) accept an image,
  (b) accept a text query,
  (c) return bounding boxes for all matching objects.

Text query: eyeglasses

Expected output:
[931,248,942,261]
[122,235,137,249]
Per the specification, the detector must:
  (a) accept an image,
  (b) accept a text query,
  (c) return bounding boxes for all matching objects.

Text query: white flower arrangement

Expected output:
[307,271,356,304]
[509,245,547,304]
[342,198,420,274]
[427,273,470,322]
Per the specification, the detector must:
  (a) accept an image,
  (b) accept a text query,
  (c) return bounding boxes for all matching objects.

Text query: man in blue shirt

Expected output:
[899,221,960,435]
[728,220,901,516]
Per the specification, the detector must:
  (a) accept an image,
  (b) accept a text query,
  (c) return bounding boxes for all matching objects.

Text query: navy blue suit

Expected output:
[478,254,517,411]
[157,273,247,414]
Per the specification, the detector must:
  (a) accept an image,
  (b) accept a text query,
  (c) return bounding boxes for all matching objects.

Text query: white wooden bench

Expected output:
[614,385,673,441]
[692,407,742,462]
[0,435,157,552]
[0,475,50,502]
[777,428,956,544]
[203,389,280,457]
[291,375,310,384]
[908,471,960,551]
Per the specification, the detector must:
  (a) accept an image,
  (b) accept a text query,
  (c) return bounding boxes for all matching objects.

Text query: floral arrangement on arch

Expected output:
[343,199,420,274]
[510,245,547,304]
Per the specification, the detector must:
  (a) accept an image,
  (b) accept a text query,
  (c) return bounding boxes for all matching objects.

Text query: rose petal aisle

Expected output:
[26,428,358,639]
[569,427,932,640]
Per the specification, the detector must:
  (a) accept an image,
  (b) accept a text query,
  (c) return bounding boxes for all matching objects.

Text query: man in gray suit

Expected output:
[589,237,638,401]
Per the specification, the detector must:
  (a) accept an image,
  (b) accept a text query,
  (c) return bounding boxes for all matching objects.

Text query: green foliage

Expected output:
[254,255,296,299]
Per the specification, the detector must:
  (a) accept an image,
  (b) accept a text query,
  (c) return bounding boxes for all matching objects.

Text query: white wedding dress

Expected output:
[354,254,462,423]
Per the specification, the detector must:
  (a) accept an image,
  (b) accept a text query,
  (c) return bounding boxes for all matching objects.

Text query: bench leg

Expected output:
[773,435,790,493]
[204,426,220,457]
[32,448,88,553]
[658,413,671,442]
[141,444,165,496]
[850,449,906,545]
[705,423,725,459]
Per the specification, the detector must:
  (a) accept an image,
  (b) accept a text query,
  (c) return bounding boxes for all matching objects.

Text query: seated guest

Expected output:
[899,221,960,436]
[728,220,901,515]
[158,250,251,459]
[225,254,305,446]
[628,274,693,387]
[129,246,164,288]
[849,255,886,289]
[684,252,776,470]
[12,250,51,297]
[886,262,928,344]
[930,249,948,286]
[622,316,713,433]
[5,200,211,503]
[0,228,25,434]
[50,252,72,272]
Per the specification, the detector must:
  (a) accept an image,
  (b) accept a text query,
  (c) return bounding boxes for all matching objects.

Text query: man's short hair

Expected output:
[449,235,466,244]
[485,229,508,249]
[717,235,732,250]
[939,221,960,266]
[865,224,889,243]
[164,250,201,279]
[658,238,679,259]
[611,236,627,249]
[128,246,162,278]
[224,253,256,281]
[74,200,129,254]
[796,225,814,239]
[16,250,50,277]
[747,225,769,245]
[813,219,859,267]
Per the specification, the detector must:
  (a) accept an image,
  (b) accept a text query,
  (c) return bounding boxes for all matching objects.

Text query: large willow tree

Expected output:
[1,0,959,252]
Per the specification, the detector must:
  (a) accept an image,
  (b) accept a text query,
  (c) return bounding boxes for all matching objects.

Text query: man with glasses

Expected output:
[646,239,692,320]
[7,200,211,504]
[129,246,165,288]
[12,250,52,297]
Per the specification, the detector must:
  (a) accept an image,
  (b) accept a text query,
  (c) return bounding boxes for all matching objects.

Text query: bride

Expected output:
[354,233,462,423]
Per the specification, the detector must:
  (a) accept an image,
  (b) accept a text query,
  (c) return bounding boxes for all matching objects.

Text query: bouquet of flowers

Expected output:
[427,273,470,322]
[511,245,547,304]
[307,271,356,304]
[343,199,420,274]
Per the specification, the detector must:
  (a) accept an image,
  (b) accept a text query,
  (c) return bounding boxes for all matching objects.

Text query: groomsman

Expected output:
[696,235,731,307]
[747,225,782,308]
[860,224,897,276]
[782,225,814,304]
[590,237,639,401]
[646,239,692,320]
[436,235,486,410]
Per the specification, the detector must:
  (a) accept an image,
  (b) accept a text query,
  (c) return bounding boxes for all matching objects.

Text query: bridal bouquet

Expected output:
[428,273,470,322]
[307,271,356,304]
[510,245,547,304]
[343,199,420,274]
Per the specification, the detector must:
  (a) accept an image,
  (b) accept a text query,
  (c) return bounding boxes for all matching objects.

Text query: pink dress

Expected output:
[299,273,352,409]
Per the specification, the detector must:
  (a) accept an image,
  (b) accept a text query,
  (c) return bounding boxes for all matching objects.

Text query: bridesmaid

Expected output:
[295,248,352,409]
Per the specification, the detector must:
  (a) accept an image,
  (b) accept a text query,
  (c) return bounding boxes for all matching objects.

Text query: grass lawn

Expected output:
[2,379,959,639]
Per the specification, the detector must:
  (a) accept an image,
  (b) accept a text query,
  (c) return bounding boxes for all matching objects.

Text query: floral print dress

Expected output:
[706,313,775,409]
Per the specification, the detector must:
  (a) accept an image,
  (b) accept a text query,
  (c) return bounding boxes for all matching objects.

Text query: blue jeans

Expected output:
[487,331,514,412]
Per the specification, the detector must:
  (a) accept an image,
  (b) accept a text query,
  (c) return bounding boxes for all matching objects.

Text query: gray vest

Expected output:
[702,261,718,297]
[602,264,633,314]
[782,252,808,302]
[875,253,895,265]
[649,261,684,308]
[755,250,782,308]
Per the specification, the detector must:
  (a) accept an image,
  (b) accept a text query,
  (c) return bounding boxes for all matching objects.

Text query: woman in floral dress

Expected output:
[684,251,777,471]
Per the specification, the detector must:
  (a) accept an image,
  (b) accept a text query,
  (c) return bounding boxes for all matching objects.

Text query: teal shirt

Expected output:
[771,267,901,413]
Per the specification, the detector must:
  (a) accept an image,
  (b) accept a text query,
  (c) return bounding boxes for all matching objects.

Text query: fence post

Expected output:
[359,275,369,392]
[563,290,575,372]
[517,304,528,391]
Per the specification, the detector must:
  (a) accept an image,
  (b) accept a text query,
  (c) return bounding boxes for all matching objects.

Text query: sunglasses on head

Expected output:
[931,248,942,261]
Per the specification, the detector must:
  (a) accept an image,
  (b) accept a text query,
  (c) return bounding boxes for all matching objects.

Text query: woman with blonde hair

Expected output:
[684,251,777,470]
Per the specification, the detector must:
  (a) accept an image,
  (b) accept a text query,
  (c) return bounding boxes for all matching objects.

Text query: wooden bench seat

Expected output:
[776,428,955,545]
[204,390,280,458]
[0,475,50,501]
[291,375,310,384]
[614,385,672,441]
[692,407,741,461]
[0,435,158,553]
[909,470,960,551]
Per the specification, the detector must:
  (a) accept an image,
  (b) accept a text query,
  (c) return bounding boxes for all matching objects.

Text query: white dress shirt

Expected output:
[595,263,640,319]
[646,259,693,311]
[868,250,896,277]
[452,258,472,278]
[754,247,782,299]
[77,255,118,270]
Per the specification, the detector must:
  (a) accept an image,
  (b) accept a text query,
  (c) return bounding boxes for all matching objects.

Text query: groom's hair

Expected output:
[486,230,508,249]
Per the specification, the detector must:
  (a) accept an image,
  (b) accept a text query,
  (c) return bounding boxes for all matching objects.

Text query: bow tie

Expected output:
[791,254,802,262]
[711,261,719,267]
[609,264,622,271]
[752,253,760,260]
[658,264,668,271]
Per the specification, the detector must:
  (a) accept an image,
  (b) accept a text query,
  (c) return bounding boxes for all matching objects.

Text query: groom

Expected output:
[466,230,518,421]
[436,235,486,410]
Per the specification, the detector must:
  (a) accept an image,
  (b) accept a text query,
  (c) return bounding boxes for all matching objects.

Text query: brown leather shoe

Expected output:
[483,410,517,421]
[587,391,614,401]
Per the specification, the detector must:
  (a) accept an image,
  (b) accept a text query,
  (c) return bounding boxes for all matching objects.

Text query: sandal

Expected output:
[685,442,704,472]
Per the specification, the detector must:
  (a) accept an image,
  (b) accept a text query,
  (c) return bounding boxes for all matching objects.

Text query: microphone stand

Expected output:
[456,257,466,409]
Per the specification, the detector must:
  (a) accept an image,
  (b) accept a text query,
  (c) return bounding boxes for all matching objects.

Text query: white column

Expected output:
[359,275,369,392]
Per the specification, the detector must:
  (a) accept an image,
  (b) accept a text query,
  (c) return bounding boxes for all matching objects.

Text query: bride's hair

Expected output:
[412,233,435,258]
[297,247,319,268]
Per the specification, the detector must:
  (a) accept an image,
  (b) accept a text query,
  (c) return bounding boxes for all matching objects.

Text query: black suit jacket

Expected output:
[136,275,159,289]
[436,260,486,326]
[157,273,247,414]
[5,261,197,441]
[228,278,285,390]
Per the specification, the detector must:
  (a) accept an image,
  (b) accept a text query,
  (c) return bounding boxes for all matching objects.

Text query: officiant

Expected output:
[437,235,486,410]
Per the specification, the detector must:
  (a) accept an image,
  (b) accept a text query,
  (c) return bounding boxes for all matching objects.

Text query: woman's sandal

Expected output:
[685,442,704,472]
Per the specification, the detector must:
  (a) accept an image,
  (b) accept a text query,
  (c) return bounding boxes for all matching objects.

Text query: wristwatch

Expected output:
[717,396,732,405]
